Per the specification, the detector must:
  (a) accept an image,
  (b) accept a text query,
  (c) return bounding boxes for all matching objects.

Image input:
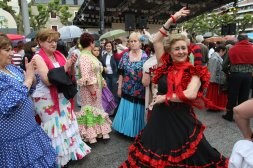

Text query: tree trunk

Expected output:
[17,0,24,34]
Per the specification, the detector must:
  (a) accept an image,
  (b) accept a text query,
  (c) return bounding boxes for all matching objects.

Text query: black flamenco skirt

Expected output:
[120,102,228,168]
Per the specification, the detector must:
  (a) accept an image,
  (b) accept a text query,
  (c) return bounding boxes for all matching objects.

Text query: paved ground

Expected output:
[68,108,250,168]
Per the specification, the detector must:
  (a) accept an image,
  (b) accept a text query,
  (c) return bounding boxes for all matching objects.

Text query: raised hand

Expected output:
[24,57,35,81]
[24,57,35,88]
[173,7,190,20]
[64,54,78,72]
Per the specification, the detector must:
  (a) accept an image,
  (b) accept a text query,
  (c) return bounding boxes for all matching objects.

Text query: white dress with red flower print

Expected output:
[32,62,91,168]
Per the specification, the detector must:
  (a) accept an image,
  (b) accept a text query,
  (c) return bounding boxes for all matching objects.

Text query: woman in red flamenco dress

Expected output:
[120,7,228,168]
[206,45,228,111]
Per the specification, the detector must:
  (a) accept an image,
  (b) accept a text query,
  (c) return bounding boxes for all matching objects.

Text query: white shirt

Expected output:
[105,53,113,74]
[208,48,215,58]
[143,55,158,123]
[229,140,253,168]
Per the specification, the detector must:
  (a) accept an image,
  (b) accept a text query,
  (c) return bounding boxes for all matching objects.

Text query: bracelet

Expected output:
[159,29,168,37]
[171,15,176,24]
[90,91,96,96]
[162,25,170,31]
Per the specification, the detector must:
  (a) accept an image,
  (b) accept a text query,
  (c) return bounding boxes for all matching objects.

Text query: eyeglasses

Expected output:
[46,40,57,43]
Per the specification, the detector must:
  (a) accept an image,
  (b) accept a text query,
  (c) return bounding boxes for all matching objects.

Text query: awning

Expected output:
[73,0,235,29]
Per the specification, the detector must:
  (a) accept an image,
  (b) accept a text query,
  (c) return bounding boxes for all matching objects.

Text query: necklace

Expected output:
[130,49,141,62]
[48,56,57,63]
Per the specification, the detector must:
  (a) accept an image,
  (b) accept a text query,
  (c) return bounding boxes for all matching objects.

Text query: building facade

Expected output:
[237,0,253,32]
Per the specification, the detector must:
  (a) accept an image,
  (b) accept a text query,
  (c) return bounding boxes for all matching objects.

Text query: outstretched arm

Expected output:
[152,7,190,66]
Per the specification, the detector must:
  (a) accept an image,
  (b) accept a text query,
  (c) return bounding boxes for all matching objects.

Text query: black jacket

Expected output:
[101,53,118,76]
[47,66,77,100]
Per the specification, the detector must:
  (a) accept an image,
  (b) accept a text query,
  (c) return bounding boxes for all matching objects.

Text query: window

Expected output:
[50,12,57,19]
[51,25,58,31]
[74,0,78,5]
[62,0,66,4]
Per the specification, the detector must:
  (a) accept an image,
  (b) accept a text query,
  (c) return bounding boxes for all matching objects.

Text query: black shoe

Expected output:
[207,109,221,112]
[102,138,110,144]
[222,115,234,122]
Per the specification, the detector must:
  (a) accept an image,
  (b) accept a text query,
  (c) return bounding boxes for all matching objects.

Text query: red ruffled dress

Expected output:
[205,83,228,110]
[120,65,228,168]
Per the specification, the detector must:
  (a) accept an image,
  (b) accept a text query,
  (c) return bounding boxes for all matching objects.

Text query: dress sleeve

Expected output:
[118,52,127,75]
[188,66,210,90]
[0,77,29,116]
[77,55,97,86]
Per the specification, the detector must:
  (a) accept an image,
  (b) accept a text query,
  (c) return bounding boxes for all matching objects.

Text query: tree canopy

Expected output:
[180,8,253,36]
[0,0,73,33]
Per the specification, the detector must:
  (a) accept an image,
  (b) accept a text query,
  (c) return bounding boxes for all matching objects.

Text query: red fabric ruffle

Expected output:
[206,83,228,110]
[120,106,228,168]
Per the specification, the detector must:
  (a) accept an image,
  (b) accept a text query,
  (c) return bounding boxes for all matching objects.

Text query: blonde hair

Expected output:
[36,28,60,43]
[129,32,142,41]
[166,34,188,52]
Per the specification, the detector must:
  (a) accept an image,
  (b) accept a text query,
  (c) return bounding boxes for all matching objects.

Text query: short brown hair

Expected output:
[36,28,60,43]
[0,34,12,49]
[79,33,94,49]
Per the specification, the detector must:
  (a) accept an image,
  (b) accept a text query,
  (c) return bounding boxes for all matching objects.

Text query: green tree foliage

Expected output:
[59,6,73,25]
[0,18,8,32]
[0,0,73,33]
[29,4,49,31]
[48,0,72,25]
[0,0,23,33]
[30,0,73,31]
[238,14,253,32]
[180,9,240,36]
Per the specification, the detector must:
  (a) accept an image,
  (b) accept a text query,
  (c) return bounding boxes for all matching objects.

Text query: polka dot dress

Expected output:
[0,64,56,168]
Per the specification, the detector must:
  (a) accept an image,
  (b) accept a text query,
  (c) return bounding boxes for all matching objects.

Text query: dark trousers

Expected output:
[225,72,252,119]
[105,74,119,104]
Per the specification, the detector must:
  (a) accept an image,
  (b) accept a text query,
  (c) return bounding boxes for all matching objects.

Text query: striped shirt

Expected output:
[12,53,22,67]
[189,43,203,66]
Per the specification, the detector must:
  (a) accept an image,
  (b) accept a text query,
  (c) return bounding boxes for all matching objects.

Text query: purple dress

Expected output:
[102,86,117,115]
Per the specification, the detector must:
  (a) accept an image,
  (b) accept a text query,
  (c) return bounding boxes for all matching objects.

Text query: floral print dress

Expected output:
[120,51,148,99]
[32,61,91,168]
[112,50,148,137]
[75,50,112,143]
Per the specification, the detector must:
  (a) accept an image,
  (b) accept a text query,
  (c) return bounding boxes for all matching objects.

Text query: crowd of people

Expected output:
[1,7,253,168]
